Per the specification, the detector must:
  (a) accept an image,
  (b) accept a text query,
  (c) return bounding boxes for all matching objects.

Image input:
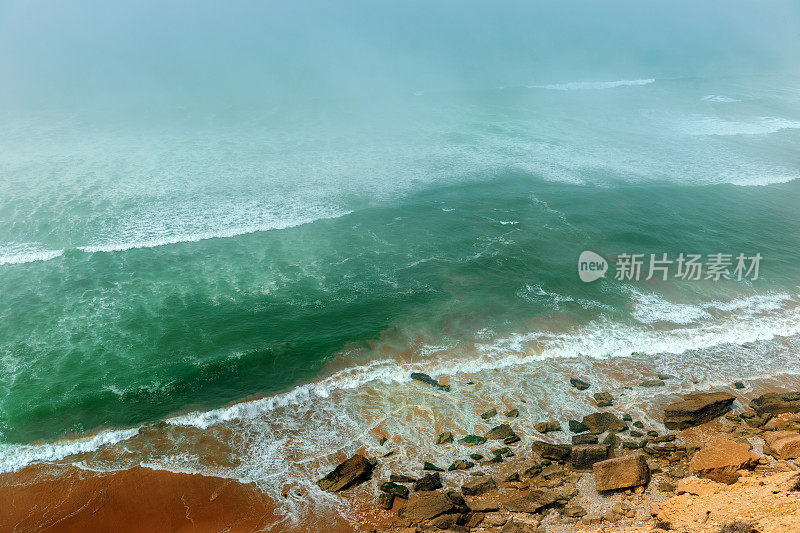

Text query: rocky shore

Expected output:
[317,375,800,533]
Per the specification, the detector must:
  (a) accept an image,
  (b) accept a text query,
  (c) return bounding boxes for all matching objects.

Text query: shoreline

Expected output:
[2,367,800,531]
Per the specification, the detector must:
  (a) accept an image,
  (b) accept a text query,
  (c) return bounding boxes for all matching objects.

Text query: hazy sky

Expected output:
[1,1,799,107]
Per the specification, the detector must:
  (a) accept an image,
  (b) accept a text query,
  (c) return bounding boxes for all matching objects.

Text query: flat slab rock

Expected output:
[593,454,650,491]
[502,488,562,513]
[461,475,497,496]
[751,391,800,417]
[764,431,800,460]
[582,412,627,434]
[316,454,374,492]
[690,438,759,484]
[663,392,735,430]
[397,491,454,522]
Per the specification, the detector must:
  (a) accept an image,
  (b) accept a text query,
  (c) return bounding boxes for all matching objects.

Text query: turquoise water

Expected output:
[1,6,800,525]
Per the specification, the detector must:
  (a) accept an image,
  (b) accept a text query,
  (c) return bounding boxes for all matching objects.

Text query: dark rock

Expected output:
[506,408,520,418]
[633,421,644,429]
[734,381,745,389]
[640,379,666,387]
[622,413,633,421]
[750,391,800,417]
[593,454,651,491]
[504,434,521,445]
[430,513,459,529]
[594,392,614,407]
[413,472,443,491]
[622,440,641,450]
[569,419,589,433]
[647,430,659,437]
[570,444,611,470]
[317,454,375,492]
[379,436,387,446]
[461,475,497,496]
[390,474,418,483]
[378,492,395,509]
[630,430,643,438]
[446,490,469,513]
[436,431,454,445]
[460,434,487,446]
[380,481,409,499]
[562,504,587,518]
[489,455,503,464]
[570,377,591,390]
[398,491,455,522]
[572,434,598,445]
[410,372,450,391]
[532,440,571,461]
[505,472,520,482]
[583,412,627,434]
[658,374,677,380]
[663,392,736,429]
[448,460,475,471]
[469,453,484,461]
[481,408,498,420]
[602,432,621,447]
[534,421,561,433]
[492,447,511,457]
[485,424,517,440]
[423,461,444,472]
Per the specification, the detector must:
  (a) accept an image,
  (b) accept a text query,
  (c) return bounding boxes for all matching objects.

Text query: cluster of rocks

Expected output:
[316,375,800,532]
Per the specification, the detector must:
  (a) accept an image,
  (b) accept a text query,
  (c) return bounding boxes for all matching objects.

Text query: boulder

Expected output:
[462,475,497,496]
[317,454,375,492]
[466,497,500,512]
[410,372,450,391]
[502,489,560,513]
[764,431,800,459]
[423,462,444,471]
[594,392,614,407]
[689,438,758,484]
[377,492,395,509]
[583,412,627,434]
[481,408,498,420]
[380,481,409,499]
[534,421,561,433]
[436,431,454,445]
[398,491,455,522]
[460,434,487,446]
[531,440,571,461]
[572,434,598,445]
[570,444,611,470]
[569,419,589,433]
[593,454,650,491]
[485,424,517,440]
[506,408,520,418]
[751,391,800,417]
[570,377,591,390]
[640,379,665,387]
[448,459,475,471]
[390,474,417,483]
[663,392,736,429]
[413,473,443,491]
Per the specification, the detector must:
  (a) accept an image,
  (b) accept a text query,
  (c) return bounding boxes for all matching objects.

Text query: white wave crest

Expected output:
[703,95,740,103]
[0,242,64,266]
[529,78,655,91]
[688,116,800,136]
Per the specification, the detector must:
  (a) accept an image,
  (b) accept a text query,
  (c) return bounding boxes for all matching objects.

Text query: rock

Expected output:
[593,454,651,491]
[424,462,445,472]
[462,475,497,496]
[501,520,540,533]
[751,391,800,417]
[390,474,418,483]
[481,408,498,420]
[531,440,571,461]
[764,431,800,459]
[430,513,458,529]
[485,424,517,440]
[658,373,677,380]
[622,413,633,421]
[413,473,443,491]
[448,460,475,471]
[583,412,627,434]
[659,480,676,492]
[506,408,520,418]
[317,454,375,492]
[436,431,454,445]
[465,511,485,528]
[410,372,450,392]
[570,377,591,390]
[378,492,395,509]
[572,434,598,445]
[466,496,500,512]
[534,421,561,433]
[541,464,565,479]
[689,438,759,484]
[663,392,736,429]
[640,379,666,387]
[734,381,745,389]
[398,491,455,522]
[504,434,521,445]
[633,421,644,429]
[676,476,725,496]
[603,432,622,448]
[594,392,614,407]
[469,453,483,461]
[570,444,611,470]
[581,512,603,525]
[569,420,589,433]
[459,434,487,446]
[380,481,410,499]
[378,436,387,446]
[562,504,587,517]
[502,488,560,513]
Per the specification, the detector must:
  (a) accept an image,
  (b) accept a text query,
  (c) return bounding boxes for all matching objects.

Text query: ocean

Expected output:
[1,1,799,529]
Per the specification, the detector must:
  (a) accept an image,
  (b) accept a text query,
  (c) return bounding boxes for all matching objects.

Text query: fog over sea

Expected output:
[1,1,800,528]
